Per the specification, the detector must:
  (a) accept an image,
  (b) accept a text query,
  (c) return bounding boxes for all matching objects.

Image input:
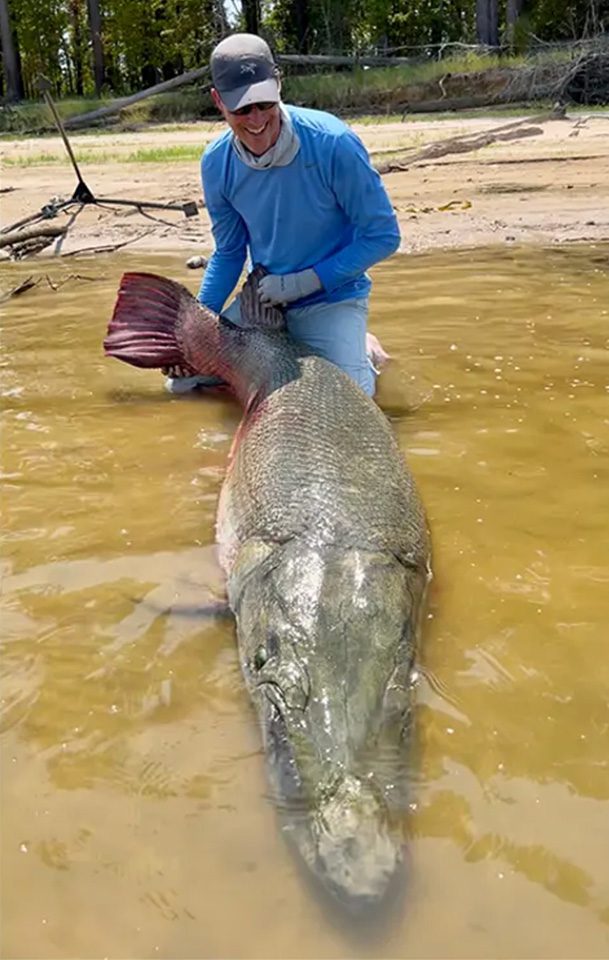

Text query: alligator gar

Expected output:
[104,267,430,910]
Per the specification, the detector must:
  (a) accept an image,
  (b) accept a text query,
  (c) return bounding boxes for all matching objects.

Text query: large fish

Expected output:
[104,267,431,909]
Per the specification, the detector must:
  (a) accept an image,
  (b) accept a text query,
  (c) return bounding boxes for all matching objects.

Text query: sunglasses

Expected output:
[230,101,276,117]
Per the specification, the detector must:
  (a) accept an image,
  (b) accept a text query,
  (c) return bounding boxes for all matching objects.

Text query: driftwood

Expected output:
[0,223,67,249]
[278,53,413,67]
[562,51,609,104]
[0,273,99,303]
[374,113,550,174]
[0,276,37,301]
[401,94,532,114]
[60,228,154,258]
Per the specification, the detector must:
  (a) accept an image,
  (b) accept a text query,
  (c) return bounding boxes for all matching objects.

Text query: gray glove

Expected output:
[258,268,322,305]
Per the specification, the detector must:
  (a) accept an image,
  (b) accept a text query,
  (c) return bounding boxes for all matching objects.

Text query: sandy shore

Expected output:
[1,111,609,259]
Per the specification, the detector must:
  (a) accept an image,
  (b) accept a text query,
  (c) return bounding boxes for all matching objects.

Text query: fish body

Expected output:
[104,269,430,908]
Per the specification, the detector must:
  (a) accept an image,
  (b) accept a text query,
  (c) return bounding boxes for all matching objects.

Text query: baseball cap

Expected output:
[210,34,280,112]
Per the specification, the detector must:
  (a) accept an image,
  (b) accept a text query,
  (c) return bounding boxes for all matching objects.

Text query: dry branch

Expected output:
[375,115,547,174]
[0,276,37,301]
[278,53,414,67]
[0,273,100,303]
[60,229,154,257]
[0,224,67,249]
[62,66,211,129]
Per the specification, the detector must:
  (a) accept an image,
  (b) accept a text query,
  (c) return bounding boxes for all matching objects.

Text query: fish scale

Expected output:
[220,356,427,566]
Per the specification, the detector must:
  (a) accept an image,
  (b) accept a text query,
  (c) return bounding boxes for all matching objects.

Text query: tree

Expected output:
[290,0,310,52]
[242,0,260,34]
[0,0,24,100]
[70,0,84,95]
[476,0,499,46]
[87,0,104,95]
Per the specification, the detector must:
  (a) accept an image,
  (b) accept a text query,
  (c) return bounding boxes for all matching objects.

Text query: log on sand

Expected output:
[0,224,67,248]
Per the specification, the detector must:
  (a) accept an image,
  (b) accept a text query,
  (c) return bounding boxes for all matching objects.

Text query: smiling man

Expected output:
[167,33,400,397]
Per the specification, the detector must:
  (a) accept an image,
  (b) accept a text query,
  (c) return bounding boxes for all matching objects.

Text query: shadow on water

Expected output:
[135,595,232,620]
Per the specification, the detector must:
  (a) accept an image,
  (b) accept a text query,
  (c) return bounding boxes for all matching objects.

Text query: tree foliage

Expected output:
[1,0,608,101]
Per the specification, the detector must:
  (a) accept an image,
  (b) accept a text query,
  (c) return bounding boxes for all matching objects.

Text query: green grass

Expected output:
[127,144,203,162]
[2,150,111,166]
[2,144,205,167]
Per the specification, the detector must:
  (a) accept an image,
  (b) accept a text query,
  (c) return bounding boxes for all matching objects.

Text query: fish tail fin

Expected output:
[103,272,202,373]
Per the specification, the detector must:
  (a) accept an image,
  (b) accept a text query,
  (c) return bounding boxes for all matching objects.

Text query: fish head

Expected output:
[233,541,426,909]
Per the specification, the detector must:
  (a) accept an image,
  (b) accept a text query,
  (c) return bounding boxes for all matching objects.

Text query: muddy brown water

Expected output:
[1,246,609,959]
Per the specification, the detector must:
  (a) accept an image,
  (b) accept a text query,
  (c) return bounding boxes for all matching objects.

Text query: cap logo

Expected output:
[240,61,256,75]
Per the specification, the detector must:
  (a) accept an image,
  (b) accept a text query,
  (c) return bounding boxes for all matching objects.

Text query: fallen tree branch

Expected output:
[60,229,154,257]
[0,273,99,303]
[0,276,37,301]
[474,152,606,166]
[0,224,67,249]
[277,53,414,67]
[375,118,545,174]
[62,66,211,130]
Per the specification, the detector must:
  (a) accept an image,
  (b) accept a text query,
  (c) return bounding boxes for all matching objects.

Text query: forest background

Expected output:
[1,0,607,105]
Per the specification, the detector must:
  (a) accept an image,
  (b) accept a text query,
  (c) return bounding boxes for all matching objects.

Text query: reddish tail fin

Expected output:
[103,272,199,372]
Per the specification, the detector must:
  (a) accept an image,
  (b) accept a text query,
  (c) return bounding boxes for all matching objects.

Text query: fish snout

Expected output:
[314,774,400,908]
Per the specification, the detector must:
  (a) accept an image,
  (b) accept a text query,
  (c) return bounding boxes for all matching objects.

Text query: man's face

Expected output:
[212,88,282,156]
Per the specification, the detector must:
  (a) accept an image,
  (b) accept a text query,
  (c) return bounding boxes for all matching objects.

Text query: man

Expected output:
[167,33,400,397]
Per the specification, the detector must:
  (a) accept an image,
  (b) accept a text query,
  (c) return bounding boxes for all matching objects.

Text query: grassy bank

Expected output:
[0,49,569,136]
[2,144,206,166]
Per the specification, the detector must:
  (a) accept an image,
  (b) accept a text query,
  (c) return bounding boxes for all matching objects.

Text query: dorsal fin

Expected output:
[237,265,285,331]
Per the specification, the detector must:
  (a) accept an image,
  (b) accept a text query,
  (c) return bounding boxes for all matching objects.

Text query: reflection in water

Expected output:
[1,246,609,958]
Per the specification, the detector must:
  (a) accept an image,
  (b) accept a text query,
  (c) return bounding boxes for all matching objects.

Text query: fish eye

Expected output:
[254,646,268,671]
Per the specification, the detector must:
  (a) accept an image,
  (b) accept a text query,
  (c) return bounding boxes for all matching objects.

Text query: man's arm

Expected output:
[198,156,248,313]
[313,129,400,293]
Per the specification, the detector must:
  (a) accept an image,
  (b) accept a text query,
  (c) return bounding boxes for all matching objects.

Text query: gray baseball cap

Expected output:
[210,34,280,112]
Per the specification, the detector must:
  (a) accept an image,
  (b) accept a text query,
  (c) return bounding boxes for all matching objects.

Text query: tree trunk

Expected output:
[291,0,310,52]
[62,39,74,95]
[242,0,260,35]
[506,0,525,48]
[476,0,499,47]
[0,224,67,249]
[0,0,24,101]
[87,0,104,96]
[71,0,84,96]
[212,0,229,37]
[489,0,499,47]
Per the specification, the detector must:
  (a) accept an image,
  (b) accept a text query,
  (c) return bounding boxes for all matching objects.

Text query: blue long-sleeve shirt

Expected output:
[198,105,401,313]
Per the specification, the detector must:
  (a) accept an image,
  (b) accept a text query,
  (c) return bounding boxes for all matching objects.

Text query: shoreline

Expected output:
[1,113,608,260]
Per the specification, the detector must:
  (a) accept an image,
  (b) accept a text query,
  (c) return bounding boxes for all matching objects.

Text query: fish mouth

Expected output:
[320,780,399,906]
[289,773,401,911]
[257,692,401,909]
[256,680,402,910]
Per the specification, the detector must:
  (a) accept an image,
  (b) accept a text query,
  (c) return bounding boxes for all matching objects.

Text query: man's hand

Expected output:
[258,268,322,305]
